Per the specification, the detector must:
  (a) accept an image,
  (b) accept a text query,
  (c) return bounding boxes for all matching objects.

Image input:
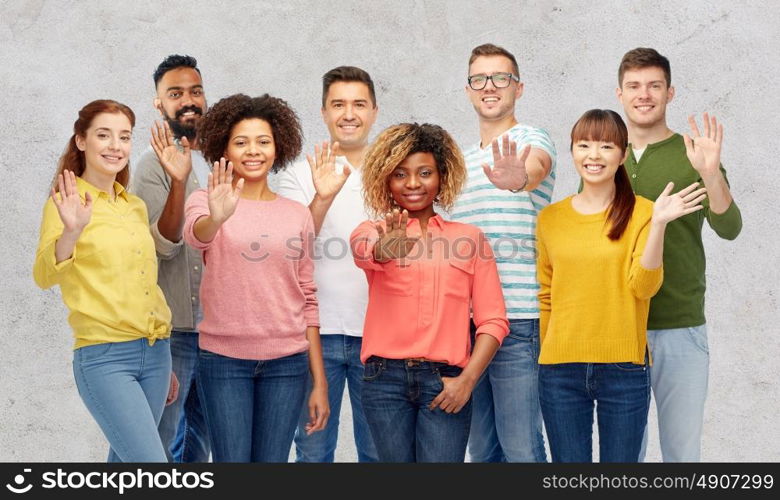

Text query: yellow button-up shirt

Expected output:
[33,176,171,349]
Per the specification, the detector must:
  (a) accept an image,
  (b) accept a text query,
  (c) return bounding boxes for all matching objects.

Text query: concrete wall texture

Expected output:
[1,0,777,462]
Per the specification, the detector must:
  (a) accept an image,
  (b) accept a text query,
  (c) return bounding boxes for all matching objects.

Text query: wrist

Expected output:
[508,172,529,193]
[312,192,336,205]
[650,217,668,228]
[61,226,84,239]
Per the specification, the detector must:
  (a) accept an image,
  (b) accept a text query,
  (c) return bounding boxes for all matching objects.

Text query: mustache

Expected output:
[175,105,204,120]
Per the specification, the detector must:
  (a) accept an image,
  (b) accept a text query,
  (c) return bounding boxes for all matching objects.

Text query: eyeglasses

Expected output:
[467,72,520,90]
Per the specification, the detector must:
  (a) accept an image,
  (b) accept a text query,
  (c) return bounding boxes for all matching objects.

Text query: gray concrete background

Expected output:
[1,0,778,462]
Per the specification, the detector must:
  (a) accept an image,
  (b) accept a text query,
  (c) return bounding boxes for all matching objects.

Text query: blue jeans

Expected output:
[157,331,210,462]
[468,318,546,462]
[196,349,309,462]
[639,325,709,462]
[361,357,472,462]
[539,362,650,462]
[72,338,171,463]
[293,334,377,462]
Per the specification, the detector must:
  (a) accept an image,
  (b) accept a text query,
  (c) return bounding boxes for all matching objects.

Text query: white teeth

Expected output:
[636,105,653,111]
[585,165,604,172]
[483,97,499,102]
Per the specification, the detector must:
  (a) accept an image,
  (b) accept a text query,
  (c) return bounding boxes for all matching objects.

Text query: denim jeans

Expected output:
[468,318,547,462]
[157,331,210,462]
[72,338,171,463]
[639,324,709,462]
[196,349,309,462]
[293,334,377,462]
[361,357,472,462]
[539,362,650,462]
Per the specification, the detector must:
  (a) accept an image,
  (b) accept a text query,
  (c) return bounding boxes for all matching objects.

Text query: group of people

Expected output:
[33,43,741,463]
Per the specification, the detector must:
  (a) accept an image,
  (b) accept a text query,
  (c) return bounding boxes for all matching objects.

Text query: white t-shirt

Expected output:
[275,157,369,336]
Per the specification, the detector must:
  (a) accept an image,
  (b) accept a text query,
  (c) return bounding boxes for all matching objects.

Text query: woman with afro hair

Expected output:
[350,123,509,462]
[183,94,328,462]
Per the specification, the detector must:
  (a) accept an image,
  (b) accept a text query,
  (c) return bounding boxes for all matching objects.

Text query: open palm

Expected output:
[151,120,192,183]
[653,181,707,225]
[482,134,531,191]
[208,158,244,224]
[374,209,419,261]
[683,113,723,179]
[307,141,351,200]
[51,170,92,232]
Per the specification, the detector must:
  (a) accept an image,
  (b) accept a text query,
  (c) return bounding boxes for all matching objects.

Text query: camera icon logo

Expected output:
[5,469,33,494]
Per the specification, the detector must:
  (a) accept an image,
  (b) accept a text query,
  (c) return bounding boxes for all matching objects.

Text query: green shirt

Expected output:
[626,133,742,329]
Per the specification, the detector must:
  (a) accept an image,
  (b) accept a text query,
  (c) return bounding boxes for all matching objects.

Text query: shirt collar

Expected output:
[76,175,128,201]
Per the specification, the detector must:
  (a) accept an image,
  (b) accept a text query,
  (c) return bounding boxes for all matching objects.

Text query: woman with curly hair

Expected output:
[33,100,175,462]
[182,94,328,462]
[350,123,509,462]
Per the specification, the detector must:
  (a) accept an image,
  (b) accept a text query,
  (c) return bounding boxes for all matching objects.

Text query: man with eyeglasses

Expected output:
[450,43,555,463]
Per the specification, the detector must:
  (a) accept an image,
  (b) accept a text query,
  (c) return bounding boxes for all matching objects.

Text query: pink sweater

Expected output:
[184,190,319,360]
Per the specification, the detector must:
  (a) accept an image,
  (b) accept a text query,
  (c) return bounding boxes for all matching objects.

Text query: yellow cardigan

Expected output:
[536,195,662,364]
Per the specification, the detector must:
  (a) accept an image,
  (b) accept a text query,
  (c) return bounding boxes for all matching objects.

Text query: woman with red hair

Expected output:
[34,100,175,462]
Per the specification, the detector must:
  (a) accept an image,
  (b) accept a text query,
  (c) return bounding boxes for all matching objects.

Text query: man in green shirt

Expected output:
[616,47,742,462]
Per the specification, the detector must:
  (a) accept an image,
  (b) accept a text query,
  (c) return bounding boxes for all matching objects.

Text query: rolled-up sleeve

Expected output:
[350,220,387,271]
[33,200,75,289]
[471,230,509,345]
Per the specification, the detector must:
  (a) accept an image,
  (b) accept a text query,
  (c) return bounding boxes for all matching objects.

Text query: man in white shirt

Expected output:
[276,66,379,462]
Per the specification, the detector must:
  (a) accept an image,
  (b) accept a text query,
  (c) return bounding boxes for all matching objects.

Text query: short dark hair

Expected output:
[468,43,520,76]
[322,66,376,108]
[197,93,303,173]
[153,54,200,87]
[618,47,671,87]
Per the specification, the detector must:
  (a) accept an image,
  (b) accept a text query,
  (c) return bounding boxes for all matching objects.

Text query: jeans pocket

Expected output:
[76,342,113,363]
[433,364,463,390]
[611,362,646,372]
[687,326,709,354]
[362,359,385,382]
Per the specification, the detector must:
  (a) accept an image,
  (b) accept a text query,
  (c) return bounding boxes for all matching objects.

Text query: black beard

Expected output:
[163,105,204,141]
[166,117,198,141]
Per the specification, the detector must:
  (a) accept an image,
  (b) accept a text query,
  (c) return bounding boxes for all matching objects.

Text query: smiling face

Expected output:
[321,81,377,151]
[155,67,206,140]
[224,118,276,181]
[388,151,440,220]
[466,55,523,123]
[617,66,674,129]
[571,139,628,188]
[75,112,132,180]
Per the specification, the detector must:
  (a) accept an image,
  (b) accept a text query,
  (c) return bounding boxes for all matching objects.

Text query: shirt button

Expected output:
[137,250,141,254]
[632,174,637,178]
[191,296,196,302]
[194,180,199,185]
[141,270,145,275]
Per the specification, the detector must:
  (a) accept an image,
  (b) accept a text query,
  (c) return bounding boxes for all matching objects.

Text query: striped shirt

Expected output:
[450,123,556,319]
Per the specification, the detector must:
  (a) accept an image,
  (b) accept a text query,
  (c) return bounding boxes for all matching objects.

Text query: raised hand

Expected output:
[50,170,92,233]
[151,120,192,183]
[207,158,244,224]
[683,113,723,180]
[653,181,707,225]
[481,134,531,191]
[374,209,420,262]
[307,141,351,200]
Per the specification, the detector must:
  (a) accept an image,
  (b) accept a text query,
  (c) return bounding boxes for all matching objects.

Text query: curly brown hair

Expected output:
[197,93,302,172]
[362,123,466,217]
